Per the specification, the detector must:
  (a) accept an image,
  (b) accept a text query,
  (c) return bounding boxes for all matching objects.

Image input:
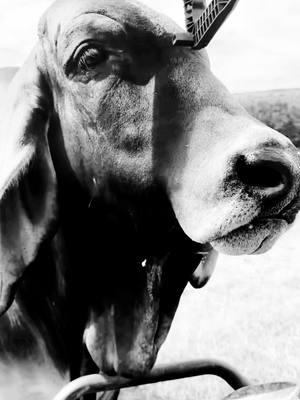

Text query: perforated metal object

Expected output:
[173,0,240,49]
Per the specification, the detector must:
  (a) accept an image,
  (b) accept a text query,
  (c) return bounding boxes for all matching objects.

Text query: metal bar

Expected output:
[52,359,250,400]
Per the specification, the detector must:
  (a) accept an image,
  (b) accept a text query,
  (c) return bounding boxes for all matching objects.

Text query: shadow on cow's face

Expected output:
[33,0,300,377]
[41,0,300,257]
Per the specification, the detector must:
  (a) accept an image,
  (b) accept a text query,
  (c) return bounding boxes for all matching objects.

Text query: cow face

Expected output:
[0,0,299,381]
[39,0,300,256]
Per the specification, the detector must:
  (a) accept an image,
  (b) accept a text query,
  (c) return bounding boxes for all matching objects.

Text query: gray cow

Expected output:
[0,0,299,399]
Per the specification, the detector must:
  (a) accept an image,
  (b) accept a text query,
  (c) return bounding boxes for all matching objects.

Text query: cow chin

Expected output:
[211,218,288,255]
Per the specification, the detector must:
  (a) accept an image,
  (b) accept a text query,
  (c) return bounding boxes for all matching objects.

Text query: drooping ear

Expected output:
[0,48,57,315]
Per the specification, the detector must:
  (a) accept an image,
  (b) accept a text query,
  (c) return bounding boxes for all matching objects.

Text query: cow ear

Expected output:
[0,48,57,315]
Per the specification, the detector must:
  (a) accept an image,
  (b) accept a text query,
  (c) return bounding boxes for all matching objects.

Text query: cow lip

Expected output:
[208,192,300,245]
[215,216,288,241]
[276,195,300,224]
[224,216,287,237]
[210,217,289,255]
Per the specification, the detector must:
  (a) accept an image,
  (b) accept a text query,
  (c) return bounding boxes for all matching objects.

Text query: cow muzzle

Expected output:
[211,145,300,255]
[168,121,300,256]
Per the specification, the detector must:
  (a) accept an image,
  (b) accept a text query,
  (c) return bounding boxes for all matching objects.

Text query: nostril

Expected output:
[238,159,285,188]
[236,151,293,199]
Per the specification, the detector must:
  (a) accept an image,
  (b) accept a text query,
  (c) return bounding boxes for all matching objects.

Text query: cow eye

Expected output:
[76,45,108,71]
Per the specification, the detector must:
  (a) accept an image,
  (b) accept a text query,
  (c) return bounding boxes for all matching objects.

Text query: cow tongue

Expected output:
[113,257,163,376]
[84,258,164,377]
[84,244,217,377]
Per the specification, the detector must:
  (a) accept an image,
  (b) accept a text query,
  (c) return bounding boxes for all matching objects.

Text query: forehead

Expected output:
[39,0,181,48]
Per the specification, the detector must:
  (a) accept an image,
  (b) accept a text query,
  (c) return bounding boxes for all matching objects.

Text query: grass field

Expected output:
[120,215,300,400]
[237,89,300,147]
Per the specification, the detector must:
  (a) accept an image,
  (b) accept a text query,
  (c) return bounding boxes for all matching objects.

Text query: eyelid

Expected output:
[72,40,102,62]
[64,42,129,78]
[60,13,128,68]
[64,39,103,75]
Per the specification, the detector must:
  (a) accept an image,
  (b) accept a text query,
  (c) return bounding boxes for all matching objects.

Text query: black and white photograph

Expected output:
[0,1,300,399]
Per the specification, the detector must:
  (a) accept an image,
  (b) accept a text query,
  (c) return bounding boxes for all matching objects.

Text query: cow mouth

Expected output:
[211,217,289,255]
[210,192,300,255]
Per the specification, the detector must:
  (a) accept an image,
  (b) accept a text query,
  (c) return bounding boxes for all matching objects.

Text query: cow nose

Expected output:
[236,149,294,200]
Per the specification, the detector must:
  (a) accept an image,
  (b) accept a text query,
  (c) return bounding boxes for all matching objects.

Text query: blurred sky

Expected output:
[0,0,299,92]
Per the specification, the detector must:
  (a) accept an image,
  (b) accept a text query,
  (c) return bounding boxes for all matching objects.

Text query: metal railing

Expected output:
[53,359,250,400]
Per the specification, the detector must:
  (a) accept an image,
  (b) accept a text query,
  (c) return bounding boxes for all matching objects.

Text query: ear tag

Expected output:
[173,0,240,49]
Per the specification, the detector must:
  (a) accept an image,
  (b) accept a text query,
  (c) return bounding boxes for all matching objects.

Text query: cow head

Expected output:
[0,0,299,378]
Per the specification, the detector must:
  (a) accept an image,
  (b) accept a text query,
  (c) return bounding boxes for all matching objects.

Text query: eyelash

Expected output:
[77,46,108,71]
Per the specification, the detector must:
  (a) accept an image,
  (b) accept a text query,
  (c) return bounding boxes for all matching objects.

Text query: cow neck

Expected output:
[0,180,204,383]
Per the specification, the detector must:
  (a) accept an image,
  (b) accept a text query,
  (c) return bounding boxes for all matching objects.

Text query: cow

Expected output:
[0,0,299,399]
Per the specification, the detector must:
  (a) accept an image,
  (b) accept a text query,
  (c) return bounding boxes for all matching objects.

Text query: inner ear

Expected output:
[0,48,57,315]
